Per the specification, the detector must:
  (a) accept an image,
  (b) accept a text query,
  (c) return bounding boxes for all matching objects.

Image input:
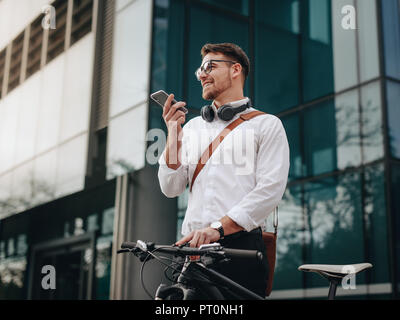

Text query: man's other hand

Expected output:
[175,227,220,248]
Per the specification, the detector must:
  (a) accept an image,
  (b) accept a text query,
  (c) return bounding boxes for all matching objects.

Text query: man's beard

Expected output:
[202,76,232,101]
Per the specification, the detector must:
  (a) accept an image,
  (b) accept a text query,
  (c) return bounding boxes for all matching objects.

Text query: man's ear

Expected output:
[231,63,243,80]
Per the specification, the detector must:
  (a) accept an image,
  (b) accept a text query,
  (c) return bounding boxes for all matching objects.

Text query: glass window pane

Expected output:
[35,55,64,155]
[14,73,40,165]
[334,89,362,170]
[33,149,58,206]
[304,173,365,288]
[56,133,87,198]
[255,0,300,114]
[151,0,170,92]
[331,0,358,92]
[364,164,390,283]
[107,104,147,179]
[150,0,186,129]
[357,0,380,82]
[387,80,400,159]
[110,0,153,117]
[381,0,400,80]
[0,171,13,218]
[10,162,34,213]
[304,92,364,177]
[273,185,303,291]
[187,4,249,110]
[60,34,94,142]
[361,81,384,164]
[304,100,337,176]
[302,0,334,102]
[0,90,19,173]
[282,113,303,180]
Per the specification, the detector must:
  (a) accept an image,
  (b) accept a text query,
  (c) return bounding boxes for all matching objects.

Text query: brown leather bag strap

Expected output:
[189,110,265,192]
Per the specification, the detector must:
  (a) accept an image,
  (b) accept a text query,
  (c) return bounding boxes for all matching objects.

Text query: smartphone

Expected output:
[150,90,188,114]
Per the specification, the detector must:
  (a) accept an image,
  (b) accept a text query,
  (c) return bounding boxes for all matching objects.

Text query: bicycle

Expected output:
[117,240,373,300]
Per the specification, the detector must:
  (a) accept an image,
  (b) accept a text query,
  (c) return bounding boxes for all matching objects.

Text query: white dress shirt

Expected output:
[158,97,290,236]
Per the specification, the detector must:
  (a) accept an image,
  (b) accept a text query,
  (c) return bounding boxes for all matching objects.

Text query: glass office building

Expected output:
[0,0,399,299]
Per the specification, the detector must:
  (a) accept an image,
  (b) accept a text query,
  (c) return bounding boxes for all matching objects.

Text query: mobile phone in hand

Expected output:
[150,90,188,114]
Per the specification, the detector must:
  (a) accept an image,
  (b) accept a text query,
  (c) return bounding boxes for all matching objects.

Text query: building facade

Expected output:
[0,0,399,299]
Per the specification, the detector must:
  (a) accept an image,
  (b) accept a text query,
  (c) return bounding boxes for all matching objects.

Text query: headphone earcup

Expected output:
[201,105,214,122]
[217,104,235,121]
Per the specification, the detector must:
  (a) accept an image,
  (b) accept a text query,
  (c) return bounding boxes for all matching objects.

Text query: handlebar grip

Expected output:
[121,242,137,249]
[223,248,263,261]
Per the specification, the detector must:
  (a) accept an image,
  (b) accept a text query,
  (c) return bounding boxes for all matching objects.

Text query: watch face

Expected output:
[211,221,222,229]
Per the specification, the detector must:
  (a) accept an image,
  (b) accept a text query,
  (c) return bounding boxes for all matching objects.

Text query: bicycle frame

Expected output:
[156,258,265,300]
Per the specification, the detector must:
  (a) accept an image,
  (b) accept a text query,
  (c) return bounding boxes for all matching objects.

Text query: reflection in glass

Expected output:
[304,173,364,288]
[302,0,334,102]
[357,0,379,82]
[32,149,58,207]
[107,104,147,179]
[10,162,34,213]
[387,80,400,159]
[16,234,27,256]
[334,89,361,170]
[87,213,99,232]
[255,0,300,114]
[282,113,303,180]
[60,34,93,142]
[95,235,113,299]
[151,0,169,93]
[364,164,389,283]
[187,4,249,110]
[14,73,40,165]
[273,185,303,290]
[0,90,19,174]
[361,81,384,164]
[56,133,87,198]
[381,0,400,80]
[110,0,152,117]
[303,100,337,176]
[35,54,64,155]
[331,0,357,92]
[101,208,114,235]
[0,257,27,299]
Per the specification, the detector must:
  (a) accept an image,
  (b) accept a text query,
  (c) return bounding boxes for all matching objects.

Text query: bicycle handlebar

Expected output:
[120,241,263,261]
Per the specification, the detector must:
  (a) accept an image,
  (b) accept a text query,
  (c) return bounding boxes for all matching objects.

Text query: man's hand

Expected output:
[162,94,186,170]
[175,227,220,248]
[162,94,186,134]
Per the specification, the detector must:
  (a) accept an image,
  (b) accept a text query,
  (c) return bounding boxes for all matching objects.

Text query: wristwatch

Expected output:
[210,221,224,240]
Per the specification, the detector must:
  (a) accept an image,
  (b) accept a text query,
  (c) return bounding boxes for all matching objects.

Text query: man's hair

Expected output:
[200,43,250,81]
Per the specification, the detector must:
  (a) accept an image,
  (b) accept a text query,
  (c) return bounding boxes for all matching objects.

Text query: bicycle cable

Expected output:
[139,246,188,299]
[140,247,224,299]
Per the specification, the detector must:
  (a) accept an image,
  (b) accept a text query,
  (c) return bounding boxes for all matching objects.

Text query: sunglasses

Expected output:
[195,59,238,81]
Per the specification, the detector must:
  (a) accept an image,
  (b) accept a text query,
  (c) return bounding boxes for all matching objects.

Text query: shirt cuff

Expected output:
[226,207,259,232]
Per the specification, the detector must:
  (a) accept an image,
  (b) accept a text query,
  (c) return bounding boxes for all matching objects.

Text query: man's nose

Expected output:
[199,71,208,82]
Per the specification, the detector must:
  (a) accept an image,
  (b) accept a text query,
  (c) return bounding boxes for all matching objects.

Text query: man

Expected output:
[158,43,290,297]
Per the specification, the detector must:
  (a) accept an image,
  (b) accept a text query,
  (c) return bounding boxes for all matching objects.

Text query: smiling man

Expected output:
[157,43,290,297]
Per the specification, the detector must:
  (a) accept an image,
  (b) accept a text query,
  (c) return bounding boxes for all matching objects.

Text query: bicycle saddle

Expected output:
[298,263,372,279]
